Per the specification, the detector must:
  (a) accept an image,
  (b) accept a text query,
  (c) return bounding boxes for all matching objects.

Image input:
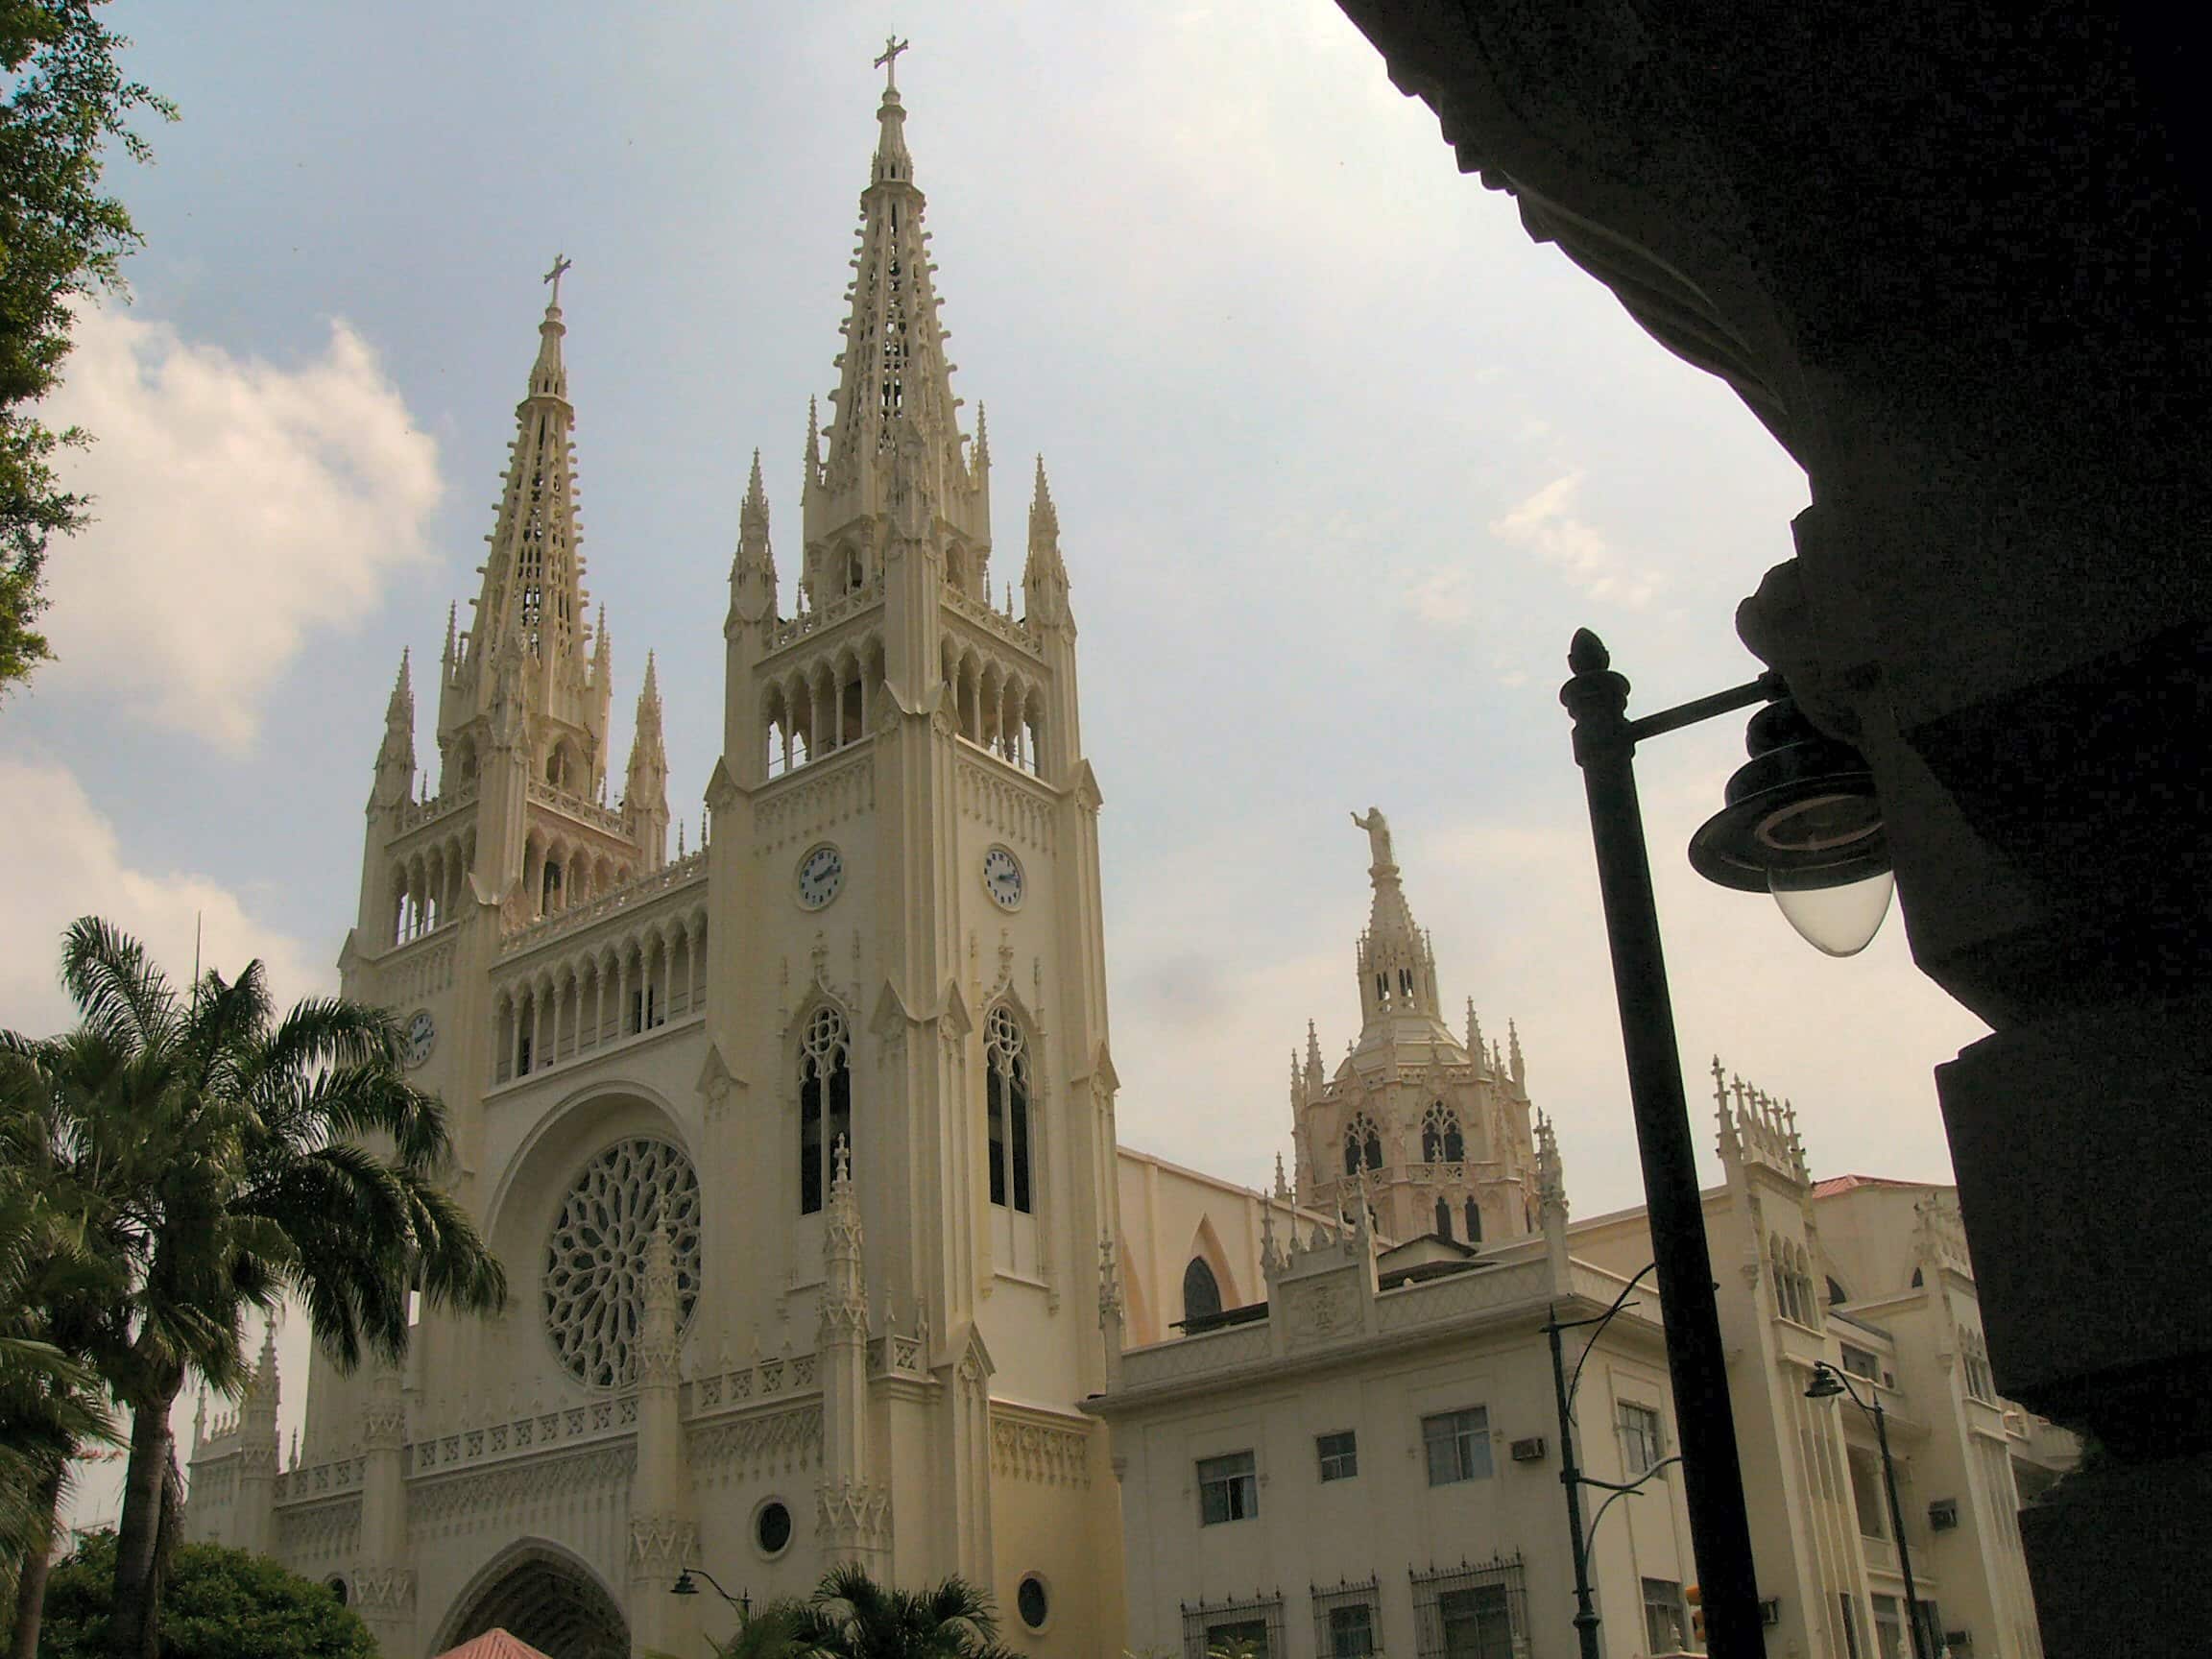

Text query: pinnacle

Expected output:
[1028,454,1059,545]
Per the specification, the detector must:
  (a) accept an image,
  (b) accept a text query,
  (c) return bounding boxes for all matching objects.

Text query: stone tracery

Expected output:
[542,1138,702,1389]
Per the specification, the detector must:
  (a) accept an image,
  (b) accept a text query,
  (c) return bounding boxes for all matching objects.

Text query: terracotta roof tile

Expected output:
[434,1630,557,1659]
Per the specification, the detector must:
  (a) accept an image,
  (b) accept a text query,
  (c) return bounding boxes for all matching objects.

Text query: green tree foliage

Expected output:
[0,0,174,692]
[36,1530,376,1659]
[792,1564,1021,1659]
[0,919,507,1659]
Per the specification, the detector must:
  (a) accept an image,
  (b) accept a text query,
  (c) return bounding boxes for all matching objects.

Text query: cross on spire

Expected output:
[541,252,572,309]
[874,34,910,91]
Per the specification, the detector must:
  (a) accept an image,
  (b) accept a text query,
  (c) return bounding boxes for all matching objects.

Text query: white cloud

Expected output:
[0,756,326,1039]
[37,303,442,753]
[1398,565,1479,628]
[1490,469,1662,608]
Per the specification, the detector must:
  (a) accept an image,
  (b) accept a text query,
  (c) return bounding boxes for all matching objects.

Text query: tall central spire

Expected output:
[1350,807,1445,1036]
[808,49,990,599]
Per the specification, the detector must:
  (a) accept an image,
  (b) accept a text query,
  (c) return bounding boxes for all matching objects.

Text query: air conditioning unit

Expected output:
[1760,1599,1782,1628]
[1929,1498,1960,1531]
[1509,1436,1547,1463]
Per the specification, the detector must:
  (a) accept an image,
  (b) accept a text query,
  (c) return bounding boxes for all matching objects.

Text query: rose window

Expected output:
[542,1137,702,1388]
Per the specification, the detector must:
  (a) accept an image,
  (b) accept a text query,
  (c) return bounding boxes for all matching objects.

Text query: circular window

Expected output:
[1017,1575,1049,1631]
[754,1499,793,1559]
[542,1138,702,1388]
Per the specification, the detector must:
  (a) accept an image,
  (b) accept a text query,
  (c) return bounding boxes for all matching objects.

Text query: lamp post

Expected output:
[671,1566,751,1623]
[1807,1362,1930,1659]
[1559,628,1892,1659]
[1545,1264,1674,1659]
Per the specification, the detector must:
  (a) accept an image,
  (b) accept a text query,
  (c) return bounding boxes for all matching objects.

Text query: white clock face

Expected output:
[796,843,844,910]
[402,1008,436,1070]
[982,846,1024,911]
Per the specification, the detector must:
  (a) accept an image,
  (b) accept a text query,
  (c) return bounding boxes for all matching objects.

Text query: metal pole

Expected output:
[1546,1303,1605,1659]
[1560,629,1767,1658]
[1871,1398,1931,1659]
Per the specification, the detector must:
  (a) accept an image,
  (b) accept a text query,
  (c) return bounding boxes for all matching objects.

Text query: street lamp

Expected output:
[1560,629,1894,1658]
[1807,1362,1931,1659]
[671,1566,752,1623]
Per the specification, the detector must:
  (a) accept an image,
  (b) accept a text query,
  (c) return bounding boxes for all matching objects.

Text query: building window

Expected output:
[1316,1431,1358,1482]
[1839,1342,1882,1381]
[1829,1274,1850,1306]
[1310,1581,1382,1659]
[1849,1452,1887,1540]
[1016,1575,1049,1631]
[1435,1196,1453,1239]
[798,1004,852,1214]
[985,1004,1033,1214]
[1464,1198,1481,1242]
[1181,1597,1286,1659]
[1183,1257,1223,1324]
[1642,1578,1691,1654]
[1619,1402,1665,1478]
[1197,1451,1258,1526]
[1872,1594,1905,1659]
[1838,1593,1863,1659]
[1410,1554,1525,1659]
[1344,1114,1383,1176]
[1422,1406,1493,1486]
[1421,1102,1465,1163]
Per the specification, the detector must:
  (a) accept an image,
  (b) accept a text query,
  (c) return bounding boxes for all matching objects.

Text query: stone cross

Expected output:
[874,35,910,90]
[541,252,572,308]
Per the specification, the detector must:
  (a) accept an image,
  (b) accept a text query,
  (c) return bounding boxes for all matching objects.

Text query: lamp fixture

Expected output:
[1688,696,1893,956]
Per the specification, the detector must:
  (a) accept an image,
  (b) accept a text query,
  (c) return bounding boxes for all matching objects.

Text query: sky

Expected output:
[11,1,1988,1525]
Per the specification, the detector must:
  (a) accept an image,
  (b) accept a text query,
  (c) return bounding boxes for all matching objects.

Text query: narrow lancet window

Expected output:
[986,1005,1033,1214]
[798,1004,852,1214]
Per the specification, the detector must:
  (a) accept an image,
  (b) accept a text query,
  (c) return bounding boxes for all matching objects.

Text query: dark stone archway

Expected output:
[438,1543,628,1659]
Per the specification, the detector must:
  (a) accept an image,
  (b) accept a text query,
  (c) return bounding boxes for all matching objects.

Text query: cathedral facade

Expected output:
[187,66,1125,1659]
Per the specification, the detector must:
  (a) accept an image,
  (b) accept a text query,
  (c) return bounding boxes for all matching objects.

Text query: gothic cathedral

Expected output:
[189,65,1124,1658]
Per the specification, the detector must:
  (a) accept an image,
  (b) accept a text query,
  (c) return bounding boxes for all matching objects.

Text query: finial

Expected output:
[873,34,911,92]
[1567,627,1610,674]
[542,252,573,311]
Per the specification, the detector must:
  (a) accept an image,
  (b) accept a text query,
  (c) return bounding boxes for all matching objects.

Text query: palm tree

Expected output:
[1,918,507,1659]
[0,1025,135,1659]
[794,1564,1021,1659]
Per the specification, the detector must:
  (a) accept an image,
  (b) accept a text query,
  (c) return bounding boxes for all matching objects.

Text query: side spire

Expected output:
[373,649,415,801]
[624,652,670,867]
[732,448,778,624]
[1023,454,1070,627]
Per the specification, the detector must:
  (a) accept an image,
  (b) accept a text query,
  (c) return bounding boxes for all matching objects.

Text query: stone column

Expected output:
[352,1358,417,1653]
[627,1223,695,1658]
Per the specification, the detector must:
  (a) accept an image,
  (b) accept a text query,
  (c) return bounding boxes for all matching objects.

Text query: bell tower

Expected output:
[1292,810,1540,1246]
[701,50,1121,1631]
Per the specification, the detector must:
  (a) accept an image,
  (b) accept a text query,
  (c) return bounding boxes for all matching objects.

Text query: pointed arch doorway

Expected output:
[435,1542,628,1659]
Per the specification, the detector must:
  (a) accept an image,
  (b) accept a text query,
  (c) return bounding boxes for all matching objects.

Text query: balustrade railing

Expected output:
[500,849,708,953]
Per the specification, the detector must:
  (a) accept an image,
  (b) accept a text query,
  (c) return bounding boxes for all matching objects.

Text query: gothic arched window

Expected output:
[1344,1114,1383,1176]
[798,1004,852,1214]
[1421,1103,1465,1165]
[1182,1257,1222,1325]
[985,1005,1033,1214]
[1434,1197,1453,1239]
[1465,1198,1482,1243]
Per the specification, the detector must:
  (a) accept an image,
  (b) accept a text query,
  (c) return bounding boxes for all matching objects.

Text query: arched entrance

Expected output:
[437,1542,628,1659]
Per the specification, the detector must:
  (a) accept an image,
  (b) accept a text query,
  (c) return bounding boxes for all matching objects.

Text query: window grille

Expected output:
[1197,1450,1258,1526]
[985,1004,1033,1214]
[1409,1554,1525,1659]
[1839,1342,1882,1381]
[1642,1577,1691,1654]
[1181,1591,1286,1659]
[1316,1431,1358,1482]
[1421,1407,1493,1486]
[797,1004,852,1214]
[1618,1401,1665,1478]
[1311,1578,1382,1657]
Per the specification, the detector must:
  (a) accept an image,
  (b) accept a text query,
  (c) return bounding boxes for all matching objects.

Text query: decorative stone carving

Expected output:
[990,1415,1093,1488]
[542,1137,702,1389]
